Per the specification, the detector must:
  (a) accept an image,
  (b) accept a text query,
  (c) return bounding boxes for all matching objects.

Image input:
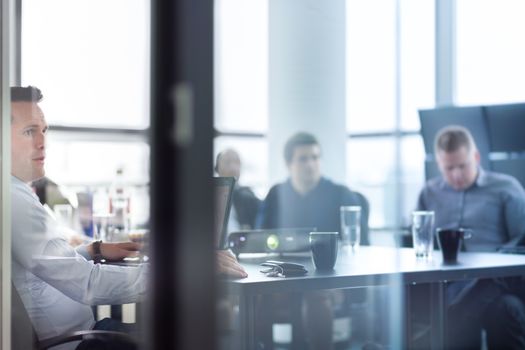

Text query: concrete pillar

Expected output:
[268,0,347,185]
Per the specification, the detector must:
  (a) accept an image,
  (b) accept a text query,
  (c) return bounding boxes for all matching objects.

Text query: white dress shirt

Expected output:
[11,176,148,350]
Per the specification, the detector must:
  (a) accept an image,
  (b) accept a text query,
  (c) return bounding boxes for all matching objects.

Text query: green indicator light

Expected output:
[267,234,279,250]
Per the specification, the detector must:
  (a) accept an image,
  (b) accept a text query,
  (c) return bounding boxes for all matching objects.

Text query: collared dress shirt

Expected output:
[11,176,148,350]
[417,168,525,252]
[417,168,525,308]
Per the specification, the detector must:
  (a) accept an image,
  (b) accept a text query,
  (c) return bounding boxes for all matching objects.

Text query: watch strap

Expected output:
[93,240,103,264]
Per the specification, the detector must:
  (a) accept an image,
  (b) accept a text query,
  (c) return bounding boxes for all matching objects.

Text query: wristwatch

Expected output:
[92,240,103,264]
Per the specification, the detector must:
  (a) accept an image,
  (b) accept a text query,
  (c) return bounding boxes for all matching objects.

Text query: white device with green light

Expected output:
[227,228,316,257]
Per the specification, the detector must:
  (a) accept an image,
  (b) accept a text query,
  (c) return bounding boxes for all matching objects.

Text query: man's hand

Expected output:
[217,250,248,278]
[87,241,142,261]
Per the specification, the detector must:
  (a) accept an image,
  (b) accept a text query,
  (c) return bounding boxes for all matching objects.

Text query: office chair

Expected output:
[12,283,138,350]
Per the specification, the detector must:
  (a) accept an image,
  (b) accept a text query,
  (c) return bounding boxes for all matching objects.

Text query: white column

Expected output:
[435,0,456,106]
[268,0,347,185]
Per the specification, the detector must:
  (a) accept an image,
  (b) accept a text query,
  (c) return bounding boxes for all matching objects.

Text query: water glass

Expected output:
[54,204,74,229]
[93,213,113,241]
[411,211,435,258]
[340,206,361,252]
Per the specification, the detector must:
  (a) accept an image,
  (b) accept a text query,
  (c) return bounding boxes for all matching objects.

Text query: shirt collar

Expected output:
[475,167,488,187]
[438,166,486,191]
[11,175,29,187]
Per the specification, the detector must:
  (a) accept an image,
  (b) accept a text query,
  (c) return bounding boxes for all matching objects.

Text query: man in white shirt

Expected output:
[10,86,246,350]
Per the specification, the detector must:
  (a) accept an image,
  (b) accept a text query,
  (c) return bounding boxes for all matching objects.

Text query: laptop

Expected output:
[214,176,236,249]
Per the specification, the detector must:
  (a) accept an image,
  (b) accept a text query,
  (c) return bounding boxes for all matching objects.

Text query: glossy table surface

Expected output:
[224,246,525,294]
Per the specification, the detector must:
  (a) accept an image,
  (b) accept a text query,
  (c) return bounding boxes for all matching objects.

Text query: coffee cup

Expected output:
[309,232,339,270]
[437,228,472,264]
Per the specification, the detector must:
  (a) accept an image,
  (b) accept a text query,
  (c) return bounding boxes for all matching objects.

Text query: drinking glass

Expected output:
[340,206,361,252]
[54,204,74,229]
[93,213,114,241]
[411,211,435,258]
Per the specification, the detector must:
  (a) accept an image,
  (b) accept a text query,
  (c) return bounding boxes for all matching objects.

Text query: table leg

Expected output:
[239,293,256,350]
[429,282,445,350]
[404,285,412,349]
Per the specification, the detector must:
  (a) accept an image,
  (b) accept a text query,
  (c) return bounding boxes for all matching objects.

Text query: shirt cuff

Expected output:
[75,244,92,261]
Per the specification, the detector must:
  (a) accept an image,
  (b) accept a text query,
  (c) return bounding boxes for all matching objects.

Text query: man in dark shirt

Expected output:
[258,132,369,243]
[257,132,369,349]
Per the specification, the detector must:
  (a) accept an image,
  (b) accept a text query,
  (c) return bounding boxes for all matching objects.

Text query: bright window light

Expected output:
[346,0,396,133]
[456,0,525,105]
[21,0,150,129]
[214,0,268,133]
[399,0,435,130]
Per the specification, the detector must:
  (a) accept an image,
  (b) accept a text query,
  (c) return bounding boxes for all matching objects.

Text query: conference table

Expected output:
[222,246,525,349]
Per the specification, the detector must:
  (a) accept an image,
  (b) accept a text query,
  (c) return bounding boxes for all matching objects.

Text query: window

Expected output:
[21,0,151,222]
[346,0,396,133]
[45,138,149,186]
[400,135,425,224]
[346,0,434,228]
[456,0,525,105]
[214,0,268,133]
[399,0,435,130]
[21,0,150,129]
[347,137,396,228]
[214,0,269,196]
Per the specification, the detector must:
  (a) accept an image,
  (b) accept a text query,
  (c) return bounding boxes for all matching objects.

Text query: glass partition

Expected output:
[10,0,152,348]
[214,1,410,348]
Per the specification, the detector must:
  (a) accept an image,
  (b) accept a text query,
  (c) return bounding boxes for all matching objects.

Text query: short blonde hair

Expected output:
[434,125,477,155]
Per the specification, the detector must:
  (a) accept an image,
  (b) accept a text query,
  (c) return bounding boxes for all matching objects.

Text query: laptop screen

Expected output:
[214,177,235,249]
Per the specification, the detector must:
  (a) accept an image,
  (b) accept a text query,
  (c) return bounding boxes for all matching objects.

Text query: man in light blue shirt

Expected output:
[417,125,525,349]
[10,86,150,350]
[10,86,247,350]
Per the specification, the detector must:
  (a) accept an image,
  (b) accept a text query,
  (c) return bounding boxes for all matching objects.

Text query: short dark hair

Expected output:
[10,86,43,103]
[434,125,476,154]
[284,132,320,164]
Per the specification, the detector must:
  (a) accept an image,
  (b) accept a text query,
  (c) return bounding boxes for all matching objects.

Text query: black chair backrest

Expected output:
[485,103,525,153]
[12,282,38,350]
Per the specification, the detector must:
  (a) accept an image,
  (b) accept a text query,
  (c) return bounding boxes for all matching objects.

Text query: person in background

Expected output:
[215,148,261,231]
[416,125,525,349]
[258,132,369,240]
[257,132,370,350]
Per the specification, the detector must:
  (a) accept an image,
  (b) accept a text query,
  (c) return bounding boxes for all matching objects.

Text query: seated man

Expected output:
[215,148,261,231]
[257,132,369,349]
[10,86,246,350]
[258,132,369,240]
[416,125,525,349]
